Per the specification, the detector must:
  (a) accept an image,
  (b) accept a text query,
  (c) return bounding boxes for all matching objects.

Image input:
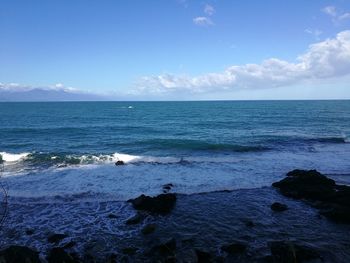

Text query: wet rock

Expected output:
[269,241,321,263]
[0,246,41,263]
[129,193,177,214]
[195,249,213,263]
[47,247,79,263]
[105,253,117,263]
[62,241,77,249]
[149,238,176,257]
[25,229,35,235]
[125,212,144,225]
[115,160,125,166]
[121,247,138,255]
[141,223,156,235]
[273,169,350,224]
[243,219,254,227]
[271,202,288,212]
[107,213,118,219]
[163,183,174,193]
[176,249,197,262]
[320,205,350,224]
[272,169,335,200]
[221,241,247,254]
[48,233,68,244]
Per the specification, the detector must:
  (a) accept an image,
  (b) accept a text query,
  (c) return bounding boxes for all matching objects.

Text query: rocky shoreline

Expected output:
[1,170,350,262]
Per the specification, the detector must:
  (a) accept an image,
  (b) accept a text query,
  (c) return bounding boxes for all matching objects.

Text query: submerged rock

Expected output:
[244,220,255,227]
[195,249,213,263]
[149,238,176,257]
[121,247,138,255]
[128,193,177,214]
[47,247,79,263]
[221,241,247,254]
[320,205,350,224]
[62,241,77,249]
[125,212,144,225]
[115,160,125,166]
[273,169,350,223]
[141,223,156,235]
[48,233,68,244]
[271,202,288,212]
[107,213,118,219]
[269,241,322,263]
[25,229,35,235]
[0,246,41,263]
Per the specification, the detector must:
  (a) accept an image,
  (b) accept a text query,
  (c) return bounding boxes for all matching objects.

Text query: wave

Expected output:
[0,151,185,166]
[0,152,30,162]
[140,139,268,152]
[306,136,349,144]
[0,151,247,169]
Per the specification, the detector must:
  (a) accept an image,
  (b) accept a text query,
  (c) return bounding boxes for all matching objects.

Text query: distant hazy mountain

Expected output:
[0,87,107,101]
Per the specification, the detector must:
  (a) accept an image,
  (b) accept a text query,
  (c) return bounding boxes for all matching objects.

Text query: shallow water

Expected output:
[1,188,350,262]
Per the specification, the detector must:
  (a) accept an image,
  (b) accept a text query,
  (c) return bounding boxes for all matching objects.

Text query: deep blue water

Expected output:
[1,101,350,200]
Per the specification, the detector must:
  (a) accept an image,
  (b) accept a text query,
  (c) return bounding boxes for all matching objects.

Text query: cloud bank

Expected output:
[0,83,105,101]
[135,31,350,96]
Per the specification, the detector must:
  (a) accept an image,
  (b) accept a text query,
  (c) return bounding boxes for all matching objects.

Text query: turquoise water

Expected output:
[1,101,350,200]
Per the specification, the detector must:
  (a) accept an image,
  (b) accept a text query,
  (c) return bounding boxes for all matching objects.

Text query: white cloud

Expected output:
[322,5,350,23]
[204,4,215,16]
[305,28,322,40]
[322,6,337,17]
[193,16,213,26]
[134,31,350,95]
[339,12,350,21]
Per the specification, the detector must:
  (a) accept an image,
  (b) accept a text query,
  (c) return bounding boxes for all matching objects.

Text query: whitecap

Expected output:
[0,152,30,162]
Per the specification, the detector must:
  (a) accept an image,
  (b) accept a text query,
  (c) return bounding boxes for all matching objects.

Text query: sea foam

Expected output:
[0,152,30,162]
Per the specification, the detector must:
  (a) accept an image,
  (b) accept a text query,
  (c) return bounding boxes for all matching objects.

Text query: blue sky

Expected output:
[0,0,350,100]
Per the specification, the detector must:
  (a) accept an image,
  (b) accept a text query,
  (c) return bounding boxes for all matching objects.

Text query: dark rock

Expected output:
[176,249,197,262]
[243,219,254,227]
[125,213,144,225]
[121,247,138,255]
[129,193,177,214]
[105,253,117,263]
[272,169,335,200]
[0,246,41,263]
[115,160,125,166]
[271,202,288,212]
[273,169,350,224]
[320,205,350,224]
[141,223,156,235]
[221,242,247,254]
[25,229,35,235]
[328,185,350,207]
[150,238,176,256]
[47,247,79,263]
[195,249,212,263]
[62,241,77,249]
[107,213,118,219]
[48,233,68,244]
[162,183,174,193]
[269,241,321,263]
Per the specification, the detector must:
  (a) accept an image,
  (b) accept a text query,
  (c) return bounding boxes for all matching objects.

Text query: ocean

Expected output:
[0,100,350,200]
[1,100,350,261]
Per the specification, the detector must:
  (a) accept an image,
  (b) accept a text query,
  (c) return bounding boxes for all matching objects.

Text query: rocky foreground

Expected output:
[1,170,350,262]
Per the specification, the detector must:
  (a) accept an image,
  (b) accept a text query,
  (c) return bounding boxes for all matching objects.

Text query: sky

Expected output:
[0,0,350,100]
